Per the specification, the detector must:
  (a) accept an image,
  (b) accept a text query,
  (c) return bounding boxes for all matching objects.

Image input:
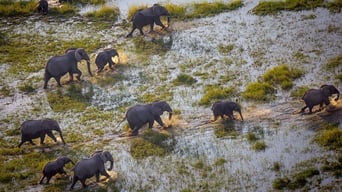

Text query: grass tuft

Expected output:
[172,73,197,86]
[199,85,236,106]
[85,5,120,21]
[313,123,342,150]
[242,82,275,102]
[262,64,303,90]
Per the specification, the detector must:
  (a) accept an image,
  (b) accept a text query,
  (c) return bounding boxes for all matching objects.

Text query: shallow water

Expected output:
[1,0,342,191]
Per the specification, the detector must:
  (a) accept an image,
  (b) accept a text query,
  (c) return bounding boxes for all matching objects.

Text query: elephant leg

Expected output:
[44,73,52,89]
[18,140,25,148]
[40,134,46,145]
[80,178,87,188]
[138,27,144,35]
[154,18,166,29]
[70,176,78,190]
[67,72,74,83]
[46,176,52,184]
[127,26,137,38]
[54,76,62,87]
[154,117,164,128]
[75,69,82,81]
[29,139,35,145]
[100,170,110,179]
[39,176,45,184]
[96,172,100,182]
[131,126,140,136]
[308,107,313,114]
[149,23,154,32]
[108,61,115,70]
[46,131,57,142]
[300,106,307,113]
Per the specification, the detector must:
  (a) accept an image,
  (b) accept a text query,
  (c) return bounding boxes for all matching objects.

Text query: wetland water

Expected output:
[0,0,341,191]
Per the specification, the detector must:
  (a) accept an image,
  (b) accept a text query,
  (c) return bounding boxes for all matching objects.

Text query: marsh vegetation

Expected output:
[0,0,341,191]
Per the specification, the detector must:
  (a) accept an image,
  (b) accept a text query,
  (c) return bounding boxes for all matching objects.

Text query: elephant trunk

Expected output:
[167,16,170,27]
[168,110,173,120]
[108,159,113,171]
[239,111,244,121]
[86,60,93,77]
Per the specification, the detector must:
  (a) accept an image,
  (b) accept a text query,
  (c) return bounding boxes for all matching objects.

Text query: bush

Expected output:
[199,85,236,106]
[0,0,36,16]
[313,126,342,150]
[172,73,197,86]
[262,64,303,90]
[85,6,120,21]
[242,82,275,102]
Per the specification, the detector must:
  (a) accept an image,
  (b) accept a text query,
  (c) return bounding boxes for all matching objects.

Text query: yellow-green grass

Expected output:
[85,5,120,21]
[199,85,237,106]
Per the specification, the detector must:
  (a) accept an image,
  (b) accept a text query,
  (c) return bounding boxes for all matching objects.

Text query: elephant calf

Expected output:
[95,48,119,72]
[39,156,74,184]
[18,118,66,148]
[70,151,114,189]
[211,100,244,121]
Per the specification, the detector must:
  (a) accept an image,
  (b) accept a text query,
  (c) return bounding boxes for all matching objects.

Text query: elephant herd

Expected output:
[20,2,341,190]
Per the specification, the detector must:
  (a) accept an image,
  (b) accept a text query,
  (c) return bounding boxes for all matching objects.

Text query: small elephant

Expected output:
[37,0,48,15]
[119,101,173,136]
[95,48,120,72]
[127,4,170,37]
[301,84,340,114]
[70,151,114,189]
[39,156,74,184]
[211,101,244,121]
[44,48,93,89]
[18,118,66,148]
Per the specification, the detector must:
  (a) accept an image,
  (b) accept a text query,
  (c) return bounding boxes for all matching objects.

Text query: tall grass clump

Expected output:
[85,6,120,21]
[165,3,186,19]
[0,0,36,16]
[172,73,197,86]
[251,0,342,15]
[199,85,237,106]
[242,82,275,102]
[127,4,148,20]
[262,64,303,90]
[49,3,78,15]
[190,0,243,18]
[313,123,342,150]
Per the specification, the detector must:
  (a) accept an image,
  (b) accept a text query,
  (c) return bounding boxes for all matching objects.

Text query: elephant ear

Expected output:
[152,4,164,16]
[75,48,84,62]
[151,102,163,116]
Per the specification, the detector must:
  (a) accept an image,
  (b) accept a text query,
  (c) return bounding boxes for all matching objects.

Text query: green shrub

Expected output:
[242,82,275,102]
[199,85,236,106]
[165,3,186,19]
[326,53,342,70]
[49,3,77,15]
[189,0,243,18]
[290,86,310,98]
[313,126,342,150]
[251,0,325,15]
[18,83,35,93]
[252,141,267,151]
[246,132,258,142]
[0,0,37,16]
[85,6,120,21]
[172,73,197,86]
[262,64,303,90]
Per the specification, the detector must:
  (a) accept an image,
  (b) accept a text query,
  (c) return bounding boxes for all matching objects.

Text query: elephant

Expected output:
[70,151,114,189]
[211,100,244,121]
[37,0,48,15]
[18,118,66,148]
[95,48,120,72]
[43,48,93,89]
[127,4,171,37]
[301,84,340,114]
[39,156,74,184]
[118,101,173,136]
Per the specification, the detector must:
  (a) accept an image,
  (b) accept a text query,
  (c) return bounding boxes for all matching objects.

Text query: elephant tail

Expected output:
[115,117,127,130]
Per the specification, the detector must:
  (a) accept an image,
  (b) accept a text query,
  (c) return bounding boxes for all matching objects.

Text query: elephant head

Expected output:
[92,150,114,171]
[18,118,66,148]
[74,48,92,77]
[37,0,48,15]
[151,101,173,120]
[321,84,339,101]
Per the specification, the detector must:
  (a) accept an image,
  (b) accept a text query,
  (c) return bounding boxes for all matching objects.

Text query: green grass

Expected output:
[325,54,342,81]
[313,123,342,150]
[130,130,175,159]
[262,64,303,90]
[172,73,197,86]
[252,141,267,151]
[272,168,319,190]
[252,0,342,15]
[242,82,275,102]
[85,5,120,21]
[199,85,237,106]
[0,0,36,16]
[218,44,234,54]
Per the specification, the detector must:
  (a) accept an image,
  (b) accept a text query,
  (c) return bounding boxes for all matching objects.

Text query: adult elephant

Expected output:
[211,100,244,122]
[119,101,173,136]
[70,151,114,189]
[301,84,339,114]
[37,0,48,15]
[126,4,170,37]
[18,118,66,148]
[43,48,93,89]
[39,156,74,184]
[95,48,120,72]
